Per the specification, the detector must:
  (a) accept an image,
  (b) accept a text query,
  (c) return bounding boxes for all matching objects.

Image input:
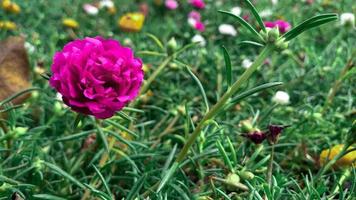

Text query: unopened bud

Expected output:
[167,37,178,55]
[239,170,255,180]
[225,173,240,186]
[13,127,28,139]
[267,27,280,42]
[275,38,289,50]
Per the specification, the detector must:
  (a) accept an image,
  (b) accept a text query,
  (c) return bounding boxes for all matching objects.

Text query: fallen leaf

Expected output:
[0,36,31,105]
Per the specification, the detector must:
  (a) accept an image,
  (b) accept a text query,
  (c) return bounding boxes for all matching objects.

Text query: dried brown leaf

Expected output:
[0,36,31,105]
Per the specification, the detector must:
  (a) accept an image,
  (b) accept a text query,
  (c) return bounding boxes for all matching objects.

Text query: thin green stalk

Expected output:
[267,144,275,186]
[140,56,173,95]
[176,44,274,163]
[149,44,275,195]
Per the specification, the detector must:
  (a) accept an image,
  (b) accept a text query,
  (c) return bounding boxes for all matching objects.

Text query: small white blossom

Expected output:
[99,0,114,8]
[83,4,99,16]
[271,0,278,5]
[218,24,237,36]
[191,34,206,46]
[340,13,355,27]
[242,58,252,69]
[230,6,242,16]
[272,91,290,105]
[259,9,272,18]
[24,42,35,54]
[188,18,197,27]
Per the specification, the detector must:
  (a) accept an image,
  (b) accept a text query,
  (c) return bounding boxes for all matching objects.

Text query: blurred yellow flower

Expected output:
[0,20,17,30]
[62,18,79,29]
[2,0,21,14]
[118,12,145,32]
[107,6,116,14]
[319,144,356,168]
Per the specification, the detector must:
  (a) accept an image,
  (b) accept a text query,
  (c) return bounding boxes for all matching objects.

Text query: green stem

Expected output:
[176,44,274,163]
[146,44,274,195]
[140,56,173,95]
[267,143,275,186]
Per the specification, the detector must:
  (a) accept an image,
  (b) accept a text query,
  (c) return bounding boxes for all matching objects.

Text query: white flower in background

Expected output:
[83,4,99,15]
[230,6,241,16]
[259,9,272,18]
[56,93,63,101]
[242,58,252,69]
[271,0,278,5]
[218,24,237,36]
[24,42,35,54]
[272,91,290,105]
[191,34,206,46]
[188,18,196,27]
[99,0,114,9]
[340,13,355,27]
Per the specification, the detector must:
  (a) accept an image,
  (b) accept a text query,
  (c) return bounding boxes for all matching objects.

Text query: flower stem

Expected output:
[267,143,275,186]
[146,44,274,195]
[140,56,173,95]
[176,44,274,163]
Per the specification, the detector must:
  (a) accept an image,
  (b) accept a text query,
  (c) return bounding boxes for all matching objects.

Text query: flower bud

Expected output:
[225,173,240,191]
[240,119,254,133]
[243,130,267,144]
[238,170,255,180]
[267,27,280,43]
[167,37,178,55]
[275,38,289,50]
[13,127,28,139]
[33,158,44,171]
[53,101,63,115]
[267,124,287,144]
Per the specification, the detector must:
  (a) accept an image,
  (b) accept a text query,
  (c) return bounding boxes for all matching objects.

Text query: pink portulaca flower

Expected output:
[188,11,205,32]
[188,11,201,21]
[188,0,205,9]
[49,37,144,119]
[264,20,291,33]
[165,0,178,10]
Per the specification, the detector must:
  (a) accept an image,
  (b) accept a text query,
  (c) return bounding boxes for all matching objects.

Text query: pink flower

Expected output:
[188,11,201,21]
[188,0,205,9]
[194,21,205,32]
[49,37,144,119]
[165,0,178,10]
[264,20,291,33]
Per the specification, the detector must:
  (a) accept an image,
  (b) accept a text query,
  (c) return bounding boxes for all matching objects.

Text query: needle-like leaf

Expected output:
[219,10,261,40]
[221,46,232,87]
[283,13,338,41]
[243,0,266,31]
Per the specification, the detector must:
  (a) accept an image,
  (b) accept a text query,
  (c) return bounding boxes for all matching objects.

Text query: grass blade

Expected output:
[32,194,67,200]
[43,161,85,189]
[185,65,209,113]
[228,82,283,107]
[126,174,147,200]
[221,46,232,87]
[243,0,266,31]
[283,13,338,41]
[145,33,164,50]
[92,165,113,199]
[219,10,261,39]
[216,140,234,172]
[0,87,40,106]
[238,40,264,47]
